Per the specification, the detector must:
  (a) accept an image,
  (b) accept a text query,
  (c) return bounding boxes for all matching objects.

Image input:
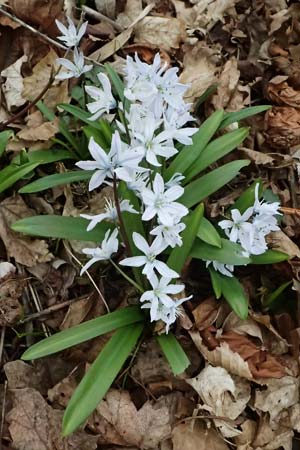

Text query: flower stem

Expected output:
[109,259,143,293]
[113,174,131,256]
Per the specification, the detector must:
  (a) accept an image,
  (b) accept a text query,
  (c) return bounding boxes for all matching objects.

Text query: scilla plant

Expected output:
[12,18,288,436]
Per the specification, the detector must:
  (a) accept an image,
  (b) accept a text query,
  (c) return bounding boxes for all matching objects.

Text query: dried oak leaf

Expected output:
[264,106,300,149]
[6,388,98,450]
[0,275,24,326]
[187,365,251,438]
[252,413,293,450]
[266,76,300,108]
[172,422,230,450]
[0,195,53,267]
[17,110,59,141]
[134,17,186,51]
[92,389,174,448]
[192,297,220,331]
[5,360,50,395]
[8,0,63,29]
[266,230,300,258]
[1,54,28,110]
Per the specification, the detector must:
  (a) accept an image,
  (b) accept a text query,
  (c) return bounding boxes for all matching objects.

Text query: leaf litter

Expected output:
[1,0,300,449]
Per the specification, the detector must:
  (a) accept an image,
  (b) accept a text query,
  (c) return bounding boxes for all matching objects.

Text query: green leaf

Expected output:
[12,215,112,242]
[165,109,224,179]
[184,127,249,183]
[190,238,250,265]
[181,160,250,208]
[37,100,55,121]
[263,280,292,307]
[197,217,222,247]
[63,323,144,436]
[231,180,262,213]
[219,273,248,319]
[219,105,271,129]
[19,171,94,193]
[209,267,222,299]
[59,103,102,130]
[167,203,204,273]
[250,250,289,264]
[58,118,81,153]
[156,332,190,375]
[104,64,125,102]
[194,83,218,110]
[0,130,13,157]
[22,306,144,360]
[83,125,108,150]
[12,148,74,165]
[0,162,40,193]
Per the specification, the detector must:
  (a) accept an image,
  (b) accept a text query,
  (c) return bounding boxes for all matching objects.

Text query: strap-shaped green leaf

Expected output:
[231,180,262,213]
[59,103,103,130]
[219,105,271,129]
[12,149,74,165]
[197,217,222,248]
[190,238,250,265]
[181,160,250,208]
[22,306,144,360]
[165,109,224,179]
[63,323,144,436]
[0,162,40,193]
[0,130,13,157]
[12,215,112,242]
[19,170,94,193]
[105,64,125,102]
[167,203,204,273]
[184,127,249,183]
[156,332,190,375]
[250,250,289,264]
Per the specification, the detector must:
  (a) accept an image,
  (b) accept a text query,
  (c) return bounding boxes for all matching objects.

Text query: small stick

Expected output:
[0,381,7,450]
[280,206,300,217]
[0,327,5,367]
[82,5,124,32]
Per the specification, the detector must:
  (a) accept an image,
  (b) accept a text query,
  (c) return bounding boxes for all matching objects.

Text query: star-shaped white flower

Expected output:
[206,260,234,277]
[81,199,138,231]
[120,232,179,282]
[219,207,254,245]
[56,47,92,80]
[55,17,88,47]
[80,228,119,274]
[150,221,185,248]
[86,73,116,121]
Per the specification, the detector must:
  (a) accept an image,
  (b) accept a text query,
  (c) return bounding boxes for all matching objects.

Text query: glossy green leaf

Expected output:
[209,267,222,299]
[12,149,74,165]
[105,64,125,102]
[184,127,249,183]
[58,117,81,153]
[219,105,271,129]
[190,238,251,265]
[250,250,289,264]
[59,103,102,130]
[12,215,111,242]
[0,162,40,193]
[83,125,108,150]
[22,306,144,360]
[195,83,218,110]
[37,100,55,121]
[167,203,204,273]
[63,323,144,436]
[181,160,250,208]
[0,130,13,157]
[263,280,292,307]
[19,170,94,193]
[156,332,190,375]
[219,273,248,319]
[165,109,224,179]
[231,180,262,213]
[197,217,222,247]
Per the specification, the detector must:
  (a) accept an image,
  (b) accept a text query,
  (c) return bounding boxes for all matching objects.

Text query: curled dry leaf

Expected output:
[223,312,263,341]
[17,111,59,141]
[6,388,98,450]
[267,76,300,108]
[1,55,28,110]
[187,365,251,437]
[0,195,53,267]
[0,262,16,280]
[4,360,50,395]
[239,148,275,166]
[267,230,300,258]
[0,274,24,326]
[8,0,64,29]
[192,297,220,331]
[211,57,240,111]
[172,422,230,450]
[252,414,293,450]
[47,373,77,408]
[134,17,186,52]
[264,106,300,149]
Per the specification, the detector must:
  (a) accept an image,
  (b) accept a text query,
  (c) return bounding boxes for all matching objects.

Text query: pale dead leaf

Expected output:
[189,331,253,379]
[7,388,98,450]
[253,414,293,450]
[211,58,240,110]
[60,296,95,330]
[134,17,186,51]
[180,43,218,105]
[267,230,300,258]
[0,276,24,326]
[254,376,299,424]
[223,312,263,341]
[17,111,59,141]
[0,262,16,280]
[1,55,28,109]
[4,360,49,395]
[47,373,77,408]
[116,0,143,27]
[95,0,116,18]
[187,365,251,437]
[172,422,230,450]
[0,196,53,267]
[192,0,239,30]
[239,148,275,166]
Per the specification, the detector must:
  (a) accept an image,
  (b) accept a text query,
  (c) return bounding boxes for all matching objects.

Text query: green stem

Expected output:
[109,259,143,293]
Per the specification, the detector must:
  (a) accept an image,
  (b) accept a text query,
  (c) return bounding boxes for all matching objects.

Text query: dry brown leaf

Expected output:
[1,55,28,110]
[134,17,186,51]
[0,195,53,267]
[8,0,63,29]
[4,360,50,395]
[93,389,174,448]
[47,373,77,408]
[223,312,263,341]
[95,0,116,18]
[0,275,24,326]
[192,297,220,330]
[264,106,300,149]
[267,76,300,108]
[60,296,95,330]
[254,376,299,424]
[7,388,98,450]
[180,43,218,104]
[193,0,239,30]
[239,148,275,166]
[187,365,251,437]
[172,422,230,450]
[17,111,59,141]
[253,414,293,450]
[267,230,300,258]
[0,262,16,280]
[116,0,143,27]
[211,58,240,110]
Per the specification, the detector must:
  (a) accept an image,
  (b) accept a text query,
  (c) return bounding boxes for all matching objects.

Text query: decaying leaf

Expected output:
[223,312,263,341]
[17,111,59,141]
[134,17,186,51]
[172,422,230,450]
[8,0,63,29]
[187,365,251,437]
[0,262,16,279]
[5,360,50,395]
[267,76,300,108]
[264,106,300,149]
[267,230,300,258]
[0,274,24,326]
[1,55,28,110]
[0,196,53,267]
[239,148,275,166]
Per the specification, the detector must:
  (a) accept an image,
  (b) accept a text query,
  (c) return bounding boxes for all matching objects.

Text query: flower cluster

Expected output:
[55,17,92,80]
[77,52,197,331]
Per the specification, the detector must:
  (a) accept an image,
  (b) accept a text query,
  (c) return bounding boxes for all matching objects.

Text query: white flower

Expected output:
[253,214,280,235]
[120,232,179,282]
[76,132,144,190]
[126,170,149,196]
[85,73,116,120]
[165,172,185,189]
[133,113,177,167]
[140,275,192,332]
[150,221,186,248]
[56,47,92,80]
[141,173,188,226]
[80,228,119,274]
[81,199,138,231]
[55,17,88,47]
[206,260,234,277]
[219,208,254,244]
[253,184,281,217]
[163,105,196,145]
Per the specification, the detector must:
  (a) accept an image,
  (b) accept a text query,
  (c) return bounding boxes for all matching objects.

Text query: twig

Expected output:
[28,284,51,337]
[280,206,300,217]
[0,327,5,367]
[82,5,124,32]
[0,381,7,450]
